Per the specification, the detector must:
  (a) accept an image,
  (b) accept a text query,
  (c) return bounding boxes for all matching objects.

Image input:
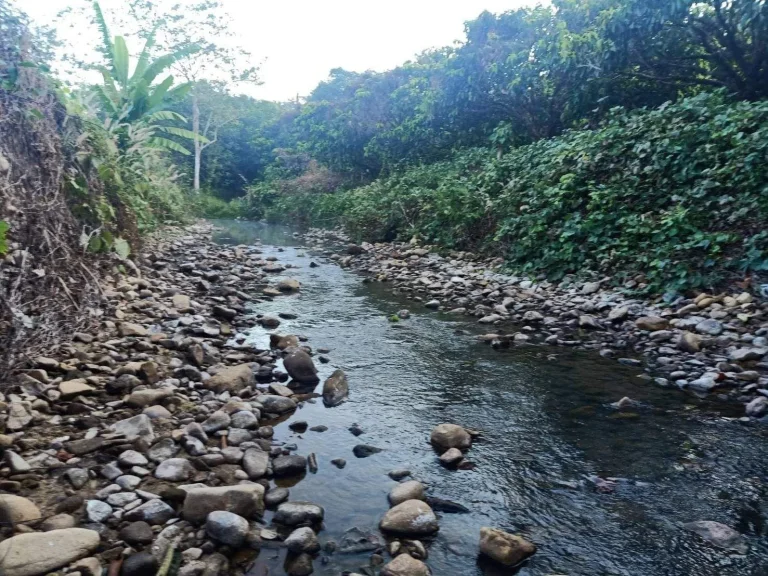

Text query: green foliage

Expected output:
[266,93,768,292]
[190,193,245,219]
[0,221,9,256]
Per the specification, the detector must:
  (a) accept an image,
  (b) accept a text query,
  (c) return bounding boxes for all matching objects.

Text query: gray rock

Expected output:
[154,458,195,481]
[119,521,154,545]
[124,499,176,525]
[182,484,265,524]
[6,403,32,431]
[86,500,112,522]
[242,448,270,479]
[285,553,314,576]
[40,513,77,531]
[201,410,231,434]
[381,554,431,576]
[273,455,307,477]
[109,414,155,441]
[283,349,319,384]
[230,410,259,429]
[121,552,158,576]
[264,487,289,507]
[205,511,249,547]
[285,526,321,554]
[730,348,767,362]
[0,495,41,523]
[353,444,382,458]
[5,451,31,473]
[746,396,768,417]
[274,502,325,526]
[683,520,747,553]
[147,438,179,462]
[388,481,425,506]
[125,388,172,409]
[0,528,100,576]
[205,364,254,393]
[107,492,139,507]
[695,319,724,336]
[322,369,349,407]
[119,450,149,467]
[259,395,297,414]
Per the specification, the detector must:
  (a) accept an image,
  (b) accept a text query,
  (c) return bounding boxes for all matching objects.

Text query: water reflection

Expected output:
[210,220,768,576]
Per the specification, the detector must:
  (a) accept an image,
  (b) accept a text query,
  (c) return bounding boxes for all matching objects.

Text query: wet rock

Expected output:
[259,395,297,414]
[277,278,301,292]
[430,423,471,451]
[0,528,100,576]
[205,364,254,393]
[273,454,307,477]
[683,521,747,553]
[479,527,536,566]
[182,484,265,524]
[109,414,155,441]
[121,552,158,576]
[206,511,249,547]
[353,444,382,458]
[389,481,425,506]
[265,487,290,507]
[231,410,259,429]
[338,526,385,553]
[0,494,41,523]
[284,552,314,576]
[635,316,669,332]
[746,396,768,417]
[425,496,469,514]
[322,369,349,407]
[119,521,154,545]
[331,458,346,469]
[425,300,440,309]
[349,424,365,436]
[243,448,270,479]
[154,458,196,481]
[283,349,319,384]
[439,448,463,467]
[289,420,309,433]
[274,502,325,526]
[285,526,321,554]
[381,554,431,576]
[379,500,439,536]
[124,499,176,525]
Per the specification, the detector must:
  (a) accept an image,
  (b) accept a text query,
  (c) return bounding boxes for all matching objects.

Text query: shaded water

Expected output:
[212,220,768,576]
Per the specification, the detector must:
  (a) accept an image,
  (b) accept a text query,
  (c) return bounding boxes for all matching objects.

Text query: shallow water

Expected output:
[212,220,768,576]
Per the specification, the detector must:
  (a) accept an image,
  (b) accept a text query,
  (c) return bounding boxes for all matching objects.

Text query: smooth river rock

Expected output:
[479,527,536,566]
[381,554,431,576]
[205,511,249,547]
[379,500,439,536]
[205,364,254,393]
[274,502,325,526]
[389,481,426,506]
[322,369,349,406]
[430,423,472,451]
[0,528,100,576]
[283,349,319,384]
[0,494,41,523]
[183,484,265,523]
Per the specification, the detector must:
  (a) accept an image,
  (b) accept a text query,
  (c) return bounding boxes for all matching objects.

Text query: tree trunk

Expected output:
[192,93,201,192]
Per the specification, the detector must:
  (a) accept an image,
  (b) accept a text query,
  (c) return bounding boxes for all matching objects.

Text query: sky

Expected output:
[21,0,536,102]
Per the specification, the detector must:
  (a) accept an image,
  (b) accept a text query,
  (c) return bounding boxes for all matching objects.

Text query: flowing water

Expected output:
[211,220,768,576]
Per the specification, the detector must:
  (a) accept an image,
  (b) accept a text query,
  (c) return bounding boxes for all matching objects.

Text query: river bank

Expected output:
[302,228,768,420]
[1,221,767,576]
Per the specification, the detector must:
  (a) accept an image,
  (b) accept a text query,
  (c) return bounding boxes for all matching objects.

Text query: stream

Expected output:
[211,220,768,576]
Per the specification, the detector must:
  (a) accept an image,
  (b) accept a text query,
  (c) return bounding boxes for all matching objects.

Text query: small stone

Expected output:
[154,458,195,481]
[121,552,158,576]
[285,526,321,554]
[206,511,249,547]
[430,423,471,451]
[119,521,154,545]
[274,502,324,526]
[381,554,431,576]
[86,500,113,522]
[379,500,438,536]
[635,316,669,332]
[479,527,536,566]
[119,450,149,467]
[389,481,425,506]
[353,444,382,458]
[123,499,176,525]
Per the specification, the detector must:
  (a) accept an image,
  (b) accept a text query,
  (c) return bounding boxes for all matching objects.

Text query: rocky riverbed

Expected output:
[0,223,529,576]
[303,229,768,420]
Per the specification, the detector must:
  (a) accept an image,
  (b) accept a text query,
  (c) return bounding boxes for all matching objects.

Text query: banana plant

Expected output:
[91,1,205,154]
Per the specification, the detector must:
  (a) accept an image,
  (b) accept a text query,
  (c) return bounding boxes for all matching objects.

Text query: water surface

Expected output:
[212,220,768,576]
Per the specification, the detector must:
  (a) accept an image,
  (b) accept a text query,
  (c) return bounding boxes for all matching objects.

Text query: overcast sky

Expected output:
[22,0,536,101]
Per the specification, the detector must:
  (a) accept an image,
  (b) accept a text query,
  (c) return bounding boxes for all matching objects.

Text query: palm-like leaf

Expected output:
[131,30,157,83]
[112,36,130,87]
[148,137,192,155]
[146,75,174,111]
[92,1,113,69]
[157,126,210,142]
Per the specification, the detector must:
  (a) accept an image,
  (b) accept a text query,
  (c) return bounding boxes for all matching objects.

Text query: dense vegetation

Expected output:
[231,0,768,292]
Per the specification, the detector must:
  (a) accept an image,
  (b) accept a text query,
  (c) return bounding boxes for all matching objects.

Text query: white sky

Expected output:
[21,0,537,101]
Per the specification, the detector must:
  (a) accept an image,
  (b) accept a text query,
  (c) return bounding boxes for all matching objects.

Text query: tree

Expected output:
[115,0,261,191]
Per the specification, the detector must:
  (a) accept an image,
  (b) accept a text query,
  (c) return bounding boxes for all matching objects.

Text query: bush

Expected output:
[190,193,244,219]
[252,92,768,292]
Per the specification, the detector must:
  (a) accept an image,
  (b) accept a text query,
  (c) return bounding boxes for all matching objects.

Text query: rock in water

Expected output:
[353,444,382,458]
[206,511,249,547]
[183,484,265,524]
[389,481,425,506]
[683,521,747,553]
[479,527,536,566]
[381,554,431,576]
[379,500,439,536]
[0,528,100,576]
[322,369,349,406]
[273,455,308,477]
[205,364,254,393]
[284,527,321,554]
[274,502,324,526]
[430,423,472,451]
[283,349,319,384]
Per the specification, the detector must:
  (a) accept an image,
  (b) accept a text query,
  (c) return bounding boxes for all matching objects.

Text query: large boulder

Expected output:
[430,423,472,451]
[379,500,438,536]
[322,369,348,407]
[479,527,536,566]
[283,349,318,384]
[183,484,265,524]
[0,495,41,523]
[205,364,254,393]
[0,528,100,576]
[381,554,431,576]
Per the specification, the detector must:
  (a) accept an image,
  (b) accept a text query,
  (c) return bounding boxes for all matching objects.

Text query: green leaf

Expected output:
[146,75,174,111]
[113,238,131,258]
[158,126,210,142]
[147,137,192,155]
[0,221,9,256]
[112,36,130,87]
